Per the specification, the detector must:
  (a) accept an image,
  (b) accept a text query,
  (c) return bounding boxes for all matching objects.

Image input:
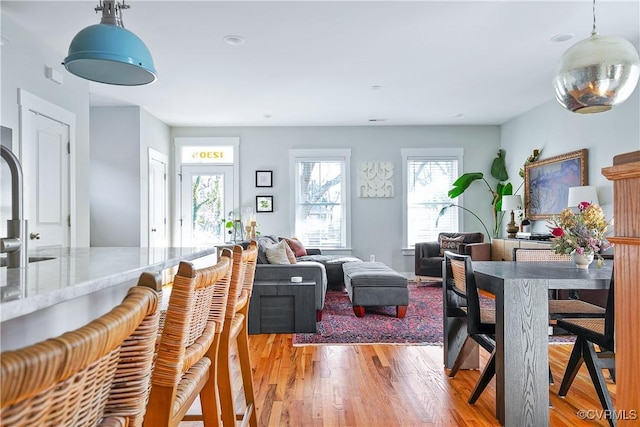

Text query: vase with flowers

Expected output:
[548,201,612,269]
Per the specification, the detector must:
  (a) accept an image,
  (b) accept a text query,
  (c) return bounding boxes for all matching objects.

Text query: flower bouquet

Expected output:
[548,201,612,267]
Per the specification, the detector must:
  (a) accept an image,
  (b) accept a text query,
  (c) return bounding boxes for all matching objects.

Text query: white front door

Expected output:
[22,112,70,248]
[180,165,234,247]
[149,151,168,247]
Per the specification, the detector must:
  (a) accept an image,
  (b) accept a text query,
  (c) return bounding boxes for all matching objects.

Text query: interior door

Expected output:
[23,112,70,248]
[180,165,234,247]
[149,153,168,247]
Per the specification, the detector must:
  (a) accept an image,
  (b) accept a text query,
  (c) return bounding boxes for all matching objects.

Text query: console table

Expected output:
[490,238,550,261]
[248,280,316,334]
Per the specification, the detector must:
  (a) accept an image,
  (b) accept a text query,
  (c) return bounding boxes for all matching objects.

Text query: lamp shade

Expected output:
[501,195,523,212]
[64,23,157,86]
[554,33,640,114]
[567,186,599,207]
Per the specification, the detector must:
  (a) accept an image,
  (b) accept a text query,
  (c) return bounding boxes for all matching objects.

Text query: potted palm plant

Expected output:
[438,149,541,239]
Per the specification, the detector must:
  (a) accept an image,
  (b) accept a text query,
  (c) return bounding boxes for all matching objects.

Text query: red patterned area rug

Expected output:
[293,282,574,346]
[293,283,445,346]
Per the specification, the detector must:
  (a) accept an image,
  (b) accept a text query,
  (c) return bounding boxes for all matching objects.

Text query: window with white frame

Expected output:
[290,149,351,248]
[402,148,463,248]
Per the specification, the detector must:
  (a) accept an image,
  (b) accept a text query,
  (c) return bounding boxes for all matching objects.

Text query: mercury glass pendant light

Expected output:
[553,0,640,113]
[63,1,157,86]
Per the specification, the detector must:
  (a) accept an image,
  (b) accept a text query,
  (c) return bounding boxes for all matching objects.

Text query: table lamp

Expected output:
[501,195,523,238]
[567,186,599,207]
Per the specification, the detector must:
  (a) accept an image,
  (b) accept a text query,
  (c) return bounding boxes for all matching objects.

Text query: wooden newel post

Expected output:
[602,150,640,425]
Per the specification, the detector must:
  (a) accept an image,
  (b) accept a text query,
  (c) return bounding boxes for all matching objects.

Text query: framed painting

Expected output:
[256,195,273,213]
[256,170,273,187]
[524,149,587,220]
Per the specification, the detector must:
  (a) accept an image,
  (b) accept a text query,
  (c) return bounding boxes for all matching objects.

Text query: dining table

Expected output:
[458,260,613,426]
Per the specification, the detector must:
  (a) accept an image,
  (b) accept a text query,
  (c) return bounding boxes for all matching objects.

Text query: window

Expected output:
[290,149,351,248]
[402,148,463,248]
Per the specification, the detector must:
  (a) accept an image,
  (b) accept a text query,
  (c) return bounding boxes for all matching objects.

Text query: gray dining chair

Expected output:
[445,251,497,406]
[512,248,606,319]
[556,268,616,427]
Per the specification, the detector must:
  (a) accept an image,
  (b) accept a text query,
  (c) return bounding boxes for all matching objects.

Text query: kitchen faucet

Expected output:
[1,145,28,268]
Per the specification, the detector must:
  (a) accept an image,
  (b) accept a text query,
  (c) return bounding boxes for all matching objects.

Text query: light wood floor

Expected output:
[181,334,615,426]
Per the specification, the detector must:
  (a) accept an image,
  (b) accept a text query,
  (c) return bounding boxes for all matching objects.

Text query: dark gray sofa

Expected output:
[243,235,361,321]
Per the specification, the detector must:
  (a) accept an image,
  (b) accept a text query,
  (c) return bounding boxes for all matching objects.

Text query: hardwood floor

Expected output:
[181,334,615,426]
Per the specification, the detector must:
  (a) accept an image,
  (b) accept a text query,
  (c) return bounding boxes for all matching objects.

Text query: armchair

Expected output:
[414,232,490,284]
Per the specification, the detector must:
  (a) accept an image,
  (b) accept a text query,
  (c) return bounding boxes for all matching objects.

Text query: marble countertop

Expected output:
[0,247,215,322]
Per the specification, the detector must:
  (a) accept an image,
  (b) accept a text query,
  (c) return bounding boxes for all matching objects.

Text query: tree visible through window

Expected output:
[292,150,350,248]
[404,149,462,247]
[191,174,224,244]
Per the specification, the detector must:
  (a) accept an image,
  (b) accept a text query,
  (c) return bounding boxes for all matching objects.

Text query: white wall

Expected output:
[501,89,640,235]
[1,14,91,246]
[90,106,171,246]
[90,107,141,246]
[172,125,501,272]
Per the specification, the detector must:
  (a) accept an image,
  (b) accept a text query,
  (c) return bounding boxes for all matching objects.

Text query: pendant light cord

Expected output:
[592,0,598,35]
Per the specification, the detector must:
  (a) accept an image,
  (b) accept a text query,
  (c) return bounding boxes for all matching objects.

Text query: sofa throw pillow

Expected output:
[284,242,297,264]
[284,237,307,257]
[439,235,465,256]
[265,240,292,265]
[256,235,280,264]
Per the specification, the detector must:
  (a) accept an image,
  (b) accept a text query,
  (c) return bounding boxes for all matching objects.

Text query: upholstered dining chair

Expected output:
[556,268,616,427]
[445,251,497,406]
[143,252,233,427]
[0,273,162,427]
[218,241,259,427]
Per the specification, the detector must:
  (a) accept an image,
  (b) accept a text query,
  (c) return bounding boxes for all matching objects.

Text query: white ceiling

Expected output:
[2,0,639,127]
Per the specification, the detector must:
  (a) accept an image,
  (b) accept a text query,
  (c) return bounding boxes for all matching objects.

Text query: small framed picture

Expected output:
[256,196,273,213]
[256,170,273,188]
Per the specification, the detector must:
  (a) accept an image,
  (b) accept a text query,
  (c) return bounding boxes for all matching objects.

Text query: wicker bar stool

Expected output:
[218,241,259,427]
[143,251,233,427]
[0,272,162,427]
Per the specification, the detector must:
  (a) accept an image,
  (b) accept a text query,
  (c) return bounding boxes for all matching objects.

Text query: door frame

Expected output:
[173,137,240,247]
[148,148,168,248]
[18,89,77,247]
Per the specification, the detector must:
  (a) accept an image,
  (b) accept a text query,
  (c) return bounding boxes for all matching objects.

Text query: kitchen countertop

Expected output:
[0,246,216,323]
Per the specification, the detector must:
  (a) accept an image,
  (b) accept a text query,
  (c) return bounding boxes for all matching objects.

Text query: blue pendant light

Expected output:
[63,1,157,86]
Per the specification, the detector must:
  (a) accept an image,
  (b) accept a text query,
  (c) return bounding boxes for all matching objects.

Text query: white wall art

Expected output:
[359,162,394,198]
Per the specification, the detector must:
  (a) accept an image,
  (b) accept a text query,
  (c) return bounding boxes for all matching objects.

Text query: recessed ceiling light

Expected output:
[451,113,463,118]
[368,118,387,122]
[263,114,272,119]
[223,35,245,46]
[551,33,574,43]
[370,85,382,90]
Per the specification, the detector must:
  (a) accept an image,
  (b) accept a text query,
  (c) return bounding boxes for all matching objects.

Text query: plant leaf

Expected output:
[435,204,453,227]
[494,183,514,211]
[490,149,509,181]
[448,172,484,198]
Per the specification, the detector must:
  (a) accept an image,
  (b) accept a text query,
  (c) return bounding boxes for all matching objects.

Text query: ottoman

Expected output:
[342,261,409,318]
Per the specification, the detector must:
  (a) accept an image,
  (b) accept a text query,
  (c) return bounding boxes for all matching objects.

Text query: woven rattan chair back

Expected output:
[144,253,233,427]
[513,247,605,320]
[448,255,468,297]
[0,273,162,427]
[446,252,486,335]
[219,240,259,427]
[513,248,572,262]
